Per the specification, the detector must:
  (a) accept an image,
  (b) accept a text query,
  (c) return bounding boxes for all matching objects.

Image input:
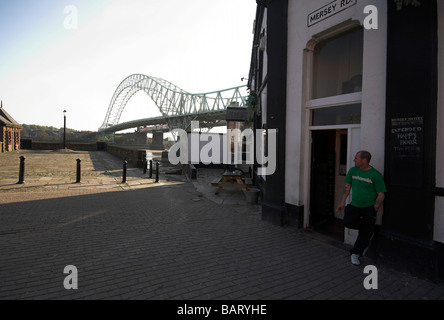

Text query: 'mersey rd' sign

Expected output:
[308,0,357,27]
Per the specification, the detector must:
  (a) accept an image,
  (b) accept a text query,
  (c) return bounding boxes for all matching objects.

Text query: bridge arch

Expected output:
[99,74,247,133]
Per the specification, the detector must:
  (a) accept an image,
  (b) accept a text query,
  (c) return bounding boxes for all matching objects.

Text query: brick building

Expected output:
[0,101,22,152]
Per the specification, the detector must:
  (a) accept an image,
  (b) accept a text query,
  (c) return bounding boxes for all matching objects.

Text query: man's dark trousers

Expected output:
[350,206,377,255]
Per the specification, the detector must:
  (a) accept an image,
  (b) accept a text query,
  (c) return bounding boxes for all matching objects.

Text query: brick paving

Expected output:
[1,150,444,301]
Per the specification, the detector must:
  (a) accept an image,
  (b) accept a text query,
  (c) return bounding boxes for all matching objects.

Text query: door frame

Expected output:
[303,124,361,229]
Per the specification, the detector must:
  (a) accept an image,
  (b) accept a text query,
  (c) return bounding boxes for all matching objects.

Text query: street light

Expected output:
[63,110,67,150]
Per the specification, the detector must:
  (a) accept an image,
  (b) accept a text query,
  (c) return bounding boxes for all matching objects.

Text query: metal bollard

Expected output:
[17,156,26,184]
[155,161,160,183]
[122,160,127,183]
[76,158,81,183]
[143,160,147,174]
[149,160,153,178]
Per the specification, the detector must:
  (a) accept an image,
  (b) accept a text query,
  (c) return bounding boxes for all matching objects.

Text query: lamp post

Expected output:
[63,110,67,150]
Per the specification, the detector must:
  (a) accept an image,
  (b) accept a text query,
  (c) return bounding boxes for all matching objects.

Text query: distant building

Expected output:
[248,0,444,281]
[0,101,22,152]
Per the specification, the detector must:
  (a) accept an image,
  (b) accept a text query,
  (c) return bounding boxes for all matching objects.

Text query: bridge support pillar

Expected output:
[150,131,165,150]
[135,132,148,145]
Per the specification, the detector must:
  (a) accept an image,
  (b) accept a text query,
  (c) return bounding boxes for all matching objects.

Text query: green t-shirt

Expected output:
[345,166,387,207]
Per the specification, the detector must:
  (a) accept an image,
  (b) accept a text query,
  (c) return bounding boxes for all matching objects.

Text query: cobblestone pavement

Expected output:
[1,150,444,301]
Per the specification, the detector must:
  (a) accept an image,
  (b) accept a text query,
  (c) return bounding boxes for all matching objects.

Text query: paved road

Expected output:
[1,150,443,301]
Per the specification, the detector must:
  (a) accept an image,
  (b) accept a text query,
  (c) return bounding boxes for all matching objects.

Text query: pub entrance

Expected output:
[309,129,349,241]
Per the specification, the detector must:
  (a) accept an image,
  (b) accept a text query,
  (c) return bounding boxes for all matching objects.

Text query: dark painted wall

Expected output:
[260,0,288,225]
[384,0,437,240]
[381,0,440,281]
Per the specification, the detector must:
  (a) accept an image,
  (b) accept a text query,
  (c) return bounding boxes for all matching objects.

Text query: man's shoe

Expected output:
[351,254,361,266]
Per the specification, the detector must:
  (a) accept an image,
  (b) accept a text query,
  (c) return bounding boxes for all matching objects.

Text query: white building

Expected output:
[248,0,444,281]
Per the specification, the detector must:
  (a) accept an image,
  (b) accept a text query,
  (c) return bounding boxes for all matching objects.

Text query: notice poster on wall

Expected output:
[389,116,424,187]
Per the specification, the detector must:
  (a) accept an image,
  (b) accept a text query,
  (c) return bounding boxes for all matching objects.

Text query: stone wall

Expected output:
[16,140,147,169]
[23,140,99,151]
[105,144,147,168]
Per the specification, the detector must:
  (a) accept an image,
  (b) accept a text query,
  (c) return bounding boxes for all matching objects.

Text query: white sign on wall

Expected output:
[308,0,357,27]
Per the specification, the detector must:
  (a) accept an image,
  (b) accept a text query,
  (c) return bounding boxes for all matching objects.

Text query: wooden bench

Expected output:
[211,174,253,194]
[211,176,223,187]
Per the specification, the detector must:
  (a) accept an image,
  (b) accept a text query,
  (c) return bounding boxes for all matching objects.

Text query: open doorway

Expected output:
[310,129,348,241]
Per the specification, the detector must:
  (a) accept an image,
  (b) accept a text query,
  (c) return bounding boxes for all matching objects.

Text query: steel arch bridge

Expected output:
[98,74,248,135]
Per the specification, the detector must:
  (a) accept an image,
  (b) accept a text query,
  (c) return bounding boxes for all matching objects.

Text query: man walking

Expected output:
[336,151,387,266]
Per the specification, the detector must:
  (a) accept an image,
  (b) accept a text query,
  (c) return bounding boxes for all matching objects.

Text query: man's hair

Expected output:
[358,150,372,163]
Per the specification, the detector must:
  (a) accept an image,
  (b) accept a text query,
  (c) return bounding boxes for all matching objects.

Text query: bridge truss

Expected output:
[98,74,248,135]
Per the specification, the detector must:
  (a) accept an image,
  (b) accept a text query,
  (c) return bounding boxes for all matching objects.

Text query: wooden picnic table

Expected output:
[211,171,253,195]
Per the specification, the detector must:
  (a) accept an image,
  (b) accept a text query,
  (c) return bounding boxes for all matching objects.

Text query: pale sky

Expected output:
[0,0,257,131]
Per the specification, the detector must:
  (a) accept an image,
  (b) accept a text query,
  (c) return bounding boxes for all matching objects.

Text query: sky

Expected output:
[0,0,257,131]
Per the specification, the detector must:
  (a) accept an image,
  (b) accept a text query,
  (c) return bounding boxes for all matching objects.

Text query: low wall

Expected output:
[18,140,146,168]
[20,139,102,151]
[20,138,32,149]
[106,144,146,168]
[28,141,99,151]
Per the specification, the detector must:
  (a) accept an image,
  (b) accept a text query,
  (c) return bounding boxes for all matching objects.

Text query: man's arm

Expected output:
[336,183,351,212]
[374,192,385,211]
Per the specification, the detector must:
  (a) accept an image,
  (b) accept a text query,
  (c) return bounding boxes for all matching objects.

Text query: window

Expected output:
[5,130,11,145]
[312,27,363,99]
[312,103,361,126]
[308,26,364,128]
